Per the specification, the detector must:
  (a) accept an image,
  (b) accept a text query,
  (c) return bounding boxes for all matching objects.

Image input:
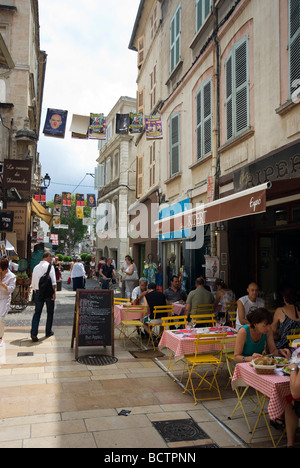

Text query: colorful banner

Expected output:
[34,188,46,203]
[76,206,84,219]
[43,109,68,138]
[116,114,130,134]
[129,112,143,133]
[76,194,85,207]
[87,194,96,208]
[145,115,163,139]
[62,192,72,206]
[88,113,106,140]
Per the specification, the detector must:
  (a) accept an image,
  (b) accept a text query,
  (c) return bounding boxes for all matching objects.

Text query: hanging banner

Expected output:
[76,194,85,207]
[70,114,89,139]
[54,194,62,205]
[129,112,143,134]
[62,192,72,206]
[88,113,106,140]
[43,109,68,138]
[0,241,6,258]
[61,206,70,218]
[76,206,84,219]
[116,114,130,134]
[145,115,163,140]
[87,194,96,208]
[34,188,46,203]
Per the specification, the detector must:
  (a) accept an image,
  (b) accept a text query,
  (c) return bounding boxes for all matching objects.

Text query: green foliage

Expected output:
[48,195,91,248]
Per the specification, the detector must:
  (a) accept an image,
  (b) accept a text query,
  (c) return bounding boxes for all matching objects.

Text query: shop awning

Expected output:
[154,182,271,236]
[31,198,53,227]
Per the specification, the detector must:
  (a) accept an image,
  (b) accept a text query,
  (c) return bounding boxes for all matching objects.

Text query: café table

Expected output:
[159,326,237,362]
[231,362,291,447]
[114,304,147,327]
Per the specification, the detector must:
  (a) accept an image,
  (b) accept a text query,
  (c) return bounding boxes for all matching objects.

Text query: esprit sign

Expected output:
[155,186,268,236]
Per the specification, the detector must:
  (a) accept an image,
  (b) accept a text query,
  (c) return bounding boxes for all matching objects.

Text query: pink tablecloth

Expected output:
[159,327,236,360]
[114,305,147,326]
[232,363,291,421]
[172,303,186,316]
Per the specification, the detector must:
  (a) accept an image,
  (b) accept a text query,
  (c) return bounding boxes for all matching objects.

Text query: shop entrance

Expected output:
[258,228,300,306]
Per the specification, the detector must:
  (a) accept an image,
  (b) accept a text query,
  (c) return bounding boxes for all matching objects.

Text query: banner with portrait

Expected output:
[43,109,68,138]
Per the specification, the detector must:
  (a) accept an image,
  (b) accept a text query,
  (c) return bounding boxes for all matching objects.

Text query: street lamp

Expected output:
[42,173,51,188]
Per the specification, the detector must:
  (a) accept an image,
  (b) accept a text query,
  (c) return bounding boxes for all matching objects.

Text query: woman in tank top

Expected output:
[272,287,300,350]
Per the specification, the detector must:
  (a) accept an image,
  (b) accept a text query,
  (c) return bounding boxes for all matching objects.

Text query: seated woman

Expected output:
[272,287,300,350]
[285,363,300,448]
[234,308,290,363]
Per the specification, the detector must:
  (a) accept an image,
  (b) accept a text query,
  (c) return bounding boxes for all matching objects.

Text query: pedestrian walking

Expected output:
[71,258,86,291]
[31,252,56,342]
[0,258,16,346]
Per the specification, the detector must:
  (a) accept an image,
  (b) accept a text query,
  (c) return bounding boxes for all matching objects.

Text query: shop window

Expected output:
[292,206,300,222]
[275,208,288,226]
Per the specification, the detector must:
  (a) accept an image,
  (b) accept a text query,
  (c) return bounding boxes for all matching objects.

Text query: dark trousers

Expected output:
[31,291,55,337]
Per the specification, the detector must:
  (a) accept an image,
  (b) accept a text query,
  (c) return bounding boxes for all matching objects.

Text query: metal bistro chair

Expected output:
[114,298,131,305]
[183,335,225,405]
[224,302,237,327]
[190,313,216,327]
[147,305,174,350]
[120,305,148,347]
[287,328,300,348]
[161,315,189,376]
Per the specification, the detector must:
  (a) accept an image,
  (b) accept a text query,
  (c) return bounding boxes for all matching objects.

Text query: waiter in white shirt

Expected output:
[31,252,56,342]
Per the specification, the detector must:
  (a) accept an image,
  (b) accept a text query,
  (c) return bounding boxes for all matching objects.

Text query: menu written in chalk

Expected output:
[72,289,114,359]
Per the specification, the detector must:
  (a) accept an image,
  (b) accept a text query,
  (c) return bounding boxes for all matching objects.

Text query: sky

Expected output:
[37,0,140,202]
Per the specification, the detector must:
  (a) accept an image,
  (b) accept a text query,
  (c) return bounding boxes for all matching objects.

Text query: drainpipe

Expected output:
[211,0,220,257]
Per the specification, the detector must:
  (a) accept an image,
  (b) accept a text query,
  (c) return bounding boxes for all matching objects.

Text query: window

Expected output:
[225,36,249,141]
[170,5,181,73]
[196,0,211,32]
[289,0,300,99]
[169,113,180,177]
[137,36,145,69]
[195,78,212,159]
[150,142,156,187]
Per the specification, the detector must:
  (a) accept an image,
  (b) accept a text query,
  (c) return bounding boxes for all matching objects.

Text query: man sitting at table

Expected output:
[132,277,148,305]
[185,277,214,316]
[164,275,187,304]
[141,283,167,339]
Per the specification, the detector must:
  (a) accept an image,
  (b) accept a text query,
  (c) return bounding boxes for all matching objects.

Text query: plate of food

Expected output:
[273,357,290,367]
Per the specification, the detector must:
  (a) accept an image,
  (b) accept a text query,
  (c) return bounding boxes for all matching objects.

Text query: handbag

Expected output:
[67,276,71,285]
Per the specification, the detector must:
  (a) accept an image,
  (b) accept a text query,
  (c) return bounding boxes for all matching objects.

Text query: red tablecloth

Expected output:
[159,327,236,360]
[231,362,291,421]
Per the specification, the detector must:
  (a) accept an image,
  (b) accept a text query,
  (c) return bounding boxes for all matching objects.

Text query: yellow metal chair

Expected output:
[287,331,300,347]
[160,315,188,375]
[224,302,237,327]
[190,313,216,327]
[193,304,214,313]
[147,305,174,350]
[161,315,188,330]
[114,298,131,305]
[120,305,148,347]
[183,336,224,405]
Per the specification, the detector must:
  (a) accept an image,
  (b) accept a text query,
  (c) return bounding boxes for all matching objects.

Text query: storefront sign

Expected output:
[0,210,14,232]
[155,184,269,236]
[3,159,32,191]
[234,143,300,191]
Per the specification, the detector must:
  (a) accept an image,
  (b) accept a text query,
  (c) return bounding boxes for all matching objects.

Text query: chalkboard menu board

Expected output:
[71,289,114,359]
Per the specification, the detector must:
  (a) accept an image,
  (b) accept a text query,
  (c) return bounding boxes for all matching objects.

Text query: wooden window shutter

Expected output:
[136,155,144,198]
[170,114,180,177]
[137,88,144,114]
[138,36,145,69]
[289,0,300,97]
